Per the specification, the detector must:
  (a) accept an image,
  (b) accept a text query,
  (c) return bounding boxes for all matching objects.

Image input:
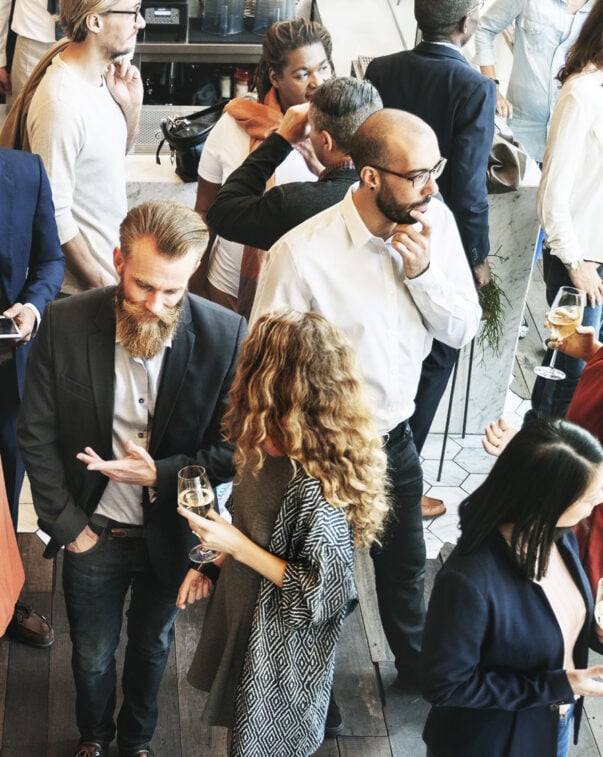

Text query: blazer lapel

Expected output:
[88,291,117,453]
[149,298,195,454]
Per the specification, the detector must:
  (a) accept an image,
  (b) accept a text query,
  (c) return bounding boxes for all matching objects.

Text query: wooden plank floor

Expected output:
[3,535,603,756]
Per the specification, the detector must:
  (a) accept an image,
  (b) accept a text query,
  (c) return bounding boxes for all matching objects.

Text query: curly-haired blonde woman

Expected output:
[176,308,389,757]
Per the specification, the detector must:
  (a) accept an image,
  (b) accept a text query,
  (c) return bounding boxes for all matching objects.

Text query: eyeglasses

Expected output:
[104,4,142,17]
[372,157,447,189]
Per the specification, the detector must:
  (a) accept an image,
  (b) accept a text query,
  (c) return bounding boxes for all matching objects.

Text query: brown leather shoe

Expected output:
[5,602,54,648]
[73,742,107,757]
[421,494,446,519]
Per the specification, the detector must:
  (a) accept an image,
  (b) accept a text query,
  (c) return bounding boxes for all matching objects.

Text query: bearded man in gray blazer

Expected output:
[19,201,246,757]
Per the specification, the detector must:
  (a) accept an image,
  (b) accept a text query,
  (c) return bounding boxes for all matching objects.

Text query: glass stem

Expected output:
[549,349,558,369]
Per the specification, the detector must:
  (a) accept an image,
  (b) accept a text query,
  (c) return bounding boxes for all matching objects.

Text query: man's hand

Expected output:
[76,440,157,486]
[3,303,36,342]
[176,567,214,609]
[472,259,492,289]
[568,261,603,307]
[549,325,602,362]
[106,59,143,113]
[392,210,431,279]
[66,524,100,553]
[276,102,311,145]
[0,67,11,96]
[495,90,513,119]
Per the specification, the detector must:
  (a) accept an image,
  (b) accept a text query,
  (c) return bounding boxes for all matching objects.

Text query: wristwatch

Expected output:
[564,260,583,271]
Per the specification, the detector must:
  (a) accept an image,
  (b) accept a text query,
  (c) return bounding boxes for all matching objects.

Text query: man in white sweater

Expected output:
[26,0,145,294]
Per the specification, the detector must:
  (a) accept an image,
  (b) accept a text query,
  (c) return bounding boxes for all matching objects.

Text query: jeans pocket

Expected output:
[64,529,107,559]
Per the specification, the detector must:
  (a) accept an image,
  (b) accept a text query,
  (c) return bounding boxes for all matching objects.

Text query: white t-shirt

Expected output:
[198,110,317,297]
[27,56,128,293]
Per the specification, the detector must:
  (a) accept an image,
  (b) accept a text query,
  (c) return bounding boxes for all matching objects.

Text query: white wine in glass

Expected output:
[534,286,586,381]
[177,465,221,564]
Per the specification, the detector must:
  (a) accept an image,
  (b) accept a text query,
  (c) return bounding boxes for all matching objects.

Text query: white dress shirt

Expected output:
[96,338,170,525]
[537,65,603,266]
[251,188,481,434]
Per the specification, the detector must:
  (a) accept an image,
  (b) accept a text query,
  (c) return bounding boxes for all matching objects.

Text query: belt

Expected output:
[382,419,409,446]
[89,513,145,539]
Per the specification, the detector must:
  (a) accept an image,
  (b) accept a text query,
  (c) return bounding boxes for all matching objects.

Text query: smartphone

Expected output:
[0,316,22,339]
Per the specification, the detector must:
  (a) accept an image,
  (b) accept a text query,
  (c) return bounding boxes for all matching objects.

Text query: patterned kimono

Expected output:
[232,465,357,756]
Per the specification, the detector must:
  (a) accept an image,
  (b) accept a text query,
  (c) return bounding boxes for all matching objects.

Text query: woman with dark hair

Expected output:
[529,0,603,420]
[192,18,333,318]
[176,309,389,756]
[421,419,603,757]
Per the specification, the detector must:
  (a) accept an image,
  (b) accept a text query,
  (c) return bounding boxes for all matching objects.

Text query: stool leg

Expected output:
[462,338,476,439]
[437,353,460,482]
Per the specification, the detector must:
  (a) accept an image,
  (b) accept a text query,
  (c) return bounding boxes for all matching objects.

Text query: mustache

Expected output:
[119,296,182,327]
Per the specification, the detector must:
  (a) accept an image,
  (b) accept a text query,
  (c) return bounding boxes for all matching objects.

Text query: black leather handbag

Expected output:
[155,100,227,182]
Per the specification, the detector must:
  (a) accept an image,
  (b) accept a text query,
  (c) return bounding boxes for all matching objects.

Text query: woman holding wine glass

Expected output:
[176,308,389,756]
[421,418,603,757]
[528,0,603,420]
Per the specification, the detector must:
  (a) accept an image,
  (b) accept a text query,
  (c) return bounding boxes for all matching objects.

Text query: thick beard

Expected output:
[376,183,431,225]
[115,284,184,360]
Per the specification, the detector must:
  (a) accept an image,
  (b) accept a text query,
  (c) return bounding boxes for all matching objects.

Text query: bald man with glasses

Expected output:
[251,109,482,693]
[24,0,145,296]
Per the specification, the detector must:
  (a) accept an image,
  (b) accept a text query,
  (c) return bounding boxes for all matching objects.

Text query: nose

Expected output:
[145,292,164,315]
[136,9,146,29]
[423,174,438,195]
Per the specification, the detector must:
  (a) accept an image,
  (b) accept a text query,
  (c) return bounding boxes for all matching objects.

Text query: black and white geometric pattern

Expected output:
[232,466,357,756]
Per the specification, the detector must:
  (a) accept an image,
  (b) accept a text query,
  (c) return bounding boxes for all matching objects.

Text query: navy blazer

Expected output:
[421,531,592,757]
[18,287,246,594]
[0,147,64,391]
[365,42,496,267]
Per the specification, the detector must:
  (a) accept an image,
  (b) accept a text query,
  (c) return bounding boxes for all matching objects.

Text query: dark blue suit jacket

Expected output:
[365,42,496,267]
[0,147,64,392]
[421,531,592,756]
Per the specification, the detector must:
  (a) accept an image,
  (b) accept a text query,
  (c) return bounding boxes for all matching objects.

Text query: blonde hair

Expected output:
[223,309,389,548]
[60,0,116,41]
[119,201,206,263]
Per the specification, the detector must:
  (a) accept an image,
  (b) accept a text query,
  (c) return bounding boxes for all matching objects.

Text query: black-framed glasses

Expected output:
[372,157,447,189]
[104,4,142,17]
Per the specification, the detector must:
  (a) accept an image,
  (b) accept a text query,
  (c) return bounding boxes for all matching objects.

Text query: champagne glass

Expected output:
[596,578,603,629]
[534,286,586,381]
[177,465,221,563]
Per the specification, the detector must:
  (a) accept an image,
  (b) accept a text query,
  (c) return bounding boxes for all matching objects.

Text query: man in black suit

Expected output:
[19,201,246,757]
[366,0,495,515]
[1,147,64,647]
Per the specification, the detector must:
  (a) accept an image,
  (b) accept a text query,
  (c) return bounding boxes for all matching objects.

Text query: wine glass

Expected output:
[534,286,586,381]
[177,465,221,564]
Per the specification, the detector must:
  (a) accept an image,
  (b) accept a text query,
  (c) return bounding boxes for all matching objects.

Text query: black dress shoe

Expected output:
[5,602,54,648]
[324,692,344,738]
[73,742,107,757]
[119,750,154,756]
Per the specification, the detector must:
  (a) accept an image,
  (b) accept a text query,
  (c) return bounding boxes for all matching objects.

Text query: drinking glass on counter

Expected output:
[534,286,586,381]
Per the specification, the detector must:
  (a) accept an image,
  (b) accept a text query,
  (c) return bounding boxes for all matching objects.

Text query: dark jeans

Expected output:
[371,421,425,679]
[409,339,458,454]
[0,358,24,529]
[62,531,180,752]
[528,249,603,421]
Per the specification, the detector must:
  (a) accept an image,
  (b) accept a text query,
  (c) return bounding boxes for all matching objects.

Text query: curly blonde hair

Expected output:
[223,309,389,548]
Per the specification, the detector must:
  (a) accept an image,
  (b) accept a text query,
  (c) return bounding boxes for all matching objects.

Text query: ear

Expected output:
[359,165,380,190]
[321,130,335,153]
[269,68,280,89]
[113,246,125,276]
[86,12,103,35]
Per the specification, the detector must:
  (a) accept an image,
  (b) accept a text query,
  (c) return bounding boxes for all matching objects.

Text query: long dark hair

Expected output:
[458,418,603,580]
[558,0,603,84]
[254,18,333,102]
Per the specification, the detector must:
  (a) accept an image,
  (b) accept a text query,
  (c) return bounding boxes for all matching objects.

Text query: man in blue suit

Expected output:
[0,146,64,645]
[366,0,496,516]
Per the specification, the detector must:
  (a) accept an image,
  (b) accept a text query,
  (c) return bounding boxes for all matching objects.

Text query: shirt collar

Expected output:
[319,159,356,181]
[340,185,385,250]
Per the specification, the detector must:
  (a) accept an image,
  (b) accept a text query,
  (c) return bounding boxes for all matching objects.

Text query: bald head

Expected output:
[350,109,437,175]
